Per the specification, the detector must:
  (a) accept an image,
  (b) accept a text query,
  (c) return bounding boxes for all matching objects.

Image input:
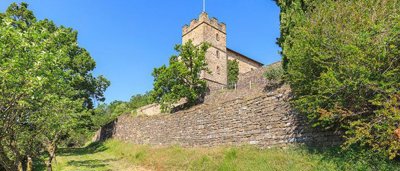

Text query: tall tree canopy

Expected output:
[0,3,109,170]
[152,40,210,111]
[275,0,400,158]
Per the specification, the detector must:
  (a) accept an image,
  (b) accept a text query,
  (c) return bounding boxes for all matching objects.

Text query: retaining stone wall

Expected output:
[94,85,341,147]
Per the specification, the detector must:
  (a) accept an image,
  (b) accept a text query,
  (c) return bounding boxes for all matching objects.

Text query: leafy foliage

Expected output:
[0,3,109,170]
[128,93,154,111]
[151,40,210,112]
[264,65,284,82]
[92,92,154,128]
[275,0,400,158]
[227,59,239,89]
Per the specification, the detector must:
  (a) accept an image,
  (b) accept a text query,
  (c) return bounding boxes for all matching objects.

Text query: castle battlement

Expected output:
[182,12,226,35]
[181,11,263,89]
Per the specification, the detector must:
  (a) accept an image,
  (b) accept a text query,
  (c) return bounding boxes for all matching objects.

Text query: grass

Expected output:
[51,140,400,171]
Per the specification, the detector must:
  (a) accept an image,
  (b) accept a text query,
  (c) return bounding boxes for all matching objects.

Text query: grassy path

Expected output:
[53,143,149,171]
[52,140,399,171]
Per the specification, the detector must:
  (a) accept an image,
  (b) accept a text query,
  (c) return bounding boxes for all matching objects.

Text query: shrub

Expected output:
[264,66,284,82]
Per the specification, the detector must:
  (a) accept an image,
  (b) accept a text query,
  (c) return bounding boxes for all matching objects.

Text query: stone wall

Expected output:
[95,84,341,148]
[136,103,161,116]
[204,78,226,92]
[236,62,282,91]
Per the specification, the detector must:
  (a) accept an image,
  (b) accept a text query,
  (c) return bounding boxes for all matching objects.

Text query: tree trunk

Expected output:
[46,144,56,171]
[17,160,23,171]
[43,133,61,171]
[26,155,33,171]
[46,154,53,171]
[46,161,52,171]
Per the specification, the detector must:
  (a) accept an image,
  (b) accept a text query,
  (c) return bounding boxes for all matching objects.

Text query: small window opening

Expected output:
[216,33,220,41]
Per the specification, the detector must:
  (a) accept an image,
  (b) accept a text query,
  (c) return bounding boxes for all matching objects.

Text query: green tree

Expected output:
[0,3,109,170]
[91,101,127,130]
[275,0,400,158]
[92,92,154,128]
[128,92,152,109]
[227,59,239,89]
[128,92,154,113]
[152,40,210,112]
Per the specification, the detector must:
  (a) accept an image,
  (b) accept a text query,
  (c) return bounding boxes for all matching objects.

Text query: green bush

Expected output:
[276,0,400,159]
[264,66,284,82]
[91,92,154,129]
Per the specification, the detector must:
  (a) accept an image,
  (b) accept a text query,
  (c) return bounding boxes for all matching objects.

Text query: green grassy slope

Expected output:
[52,140,399,171]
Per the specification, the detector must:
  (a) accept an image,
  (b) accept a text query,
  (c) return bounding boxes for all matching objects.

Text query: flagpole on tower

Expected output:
[203,0,206,13]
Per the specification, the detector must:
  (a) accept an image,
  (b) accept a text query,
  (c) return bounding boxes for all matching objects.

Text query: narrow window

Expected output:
[216,50,219,58]
[216,33,220,41]
[217,66,221,75]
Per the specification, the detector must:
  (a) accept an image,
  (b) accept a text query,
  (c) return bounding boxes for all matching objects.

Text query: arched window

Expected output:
[217,66,221,75]
[216,50,219,58]
[216,33,220,41]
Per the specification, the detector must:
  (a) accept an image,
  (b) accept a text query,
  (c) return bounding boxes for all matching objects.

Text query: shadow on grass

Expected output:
[303,145,400,171]
[66,158,118,168]
[33,158,46,171]
[50,141,118,170]
[58,141,109,157]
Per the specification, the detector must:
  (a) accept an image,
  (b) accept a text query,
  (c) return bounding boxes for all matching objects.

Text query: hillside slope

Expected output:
[53,140,400,171]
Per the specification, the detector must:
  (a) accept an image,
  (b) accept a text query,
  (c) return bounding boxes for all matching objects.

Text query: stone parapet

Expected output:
[182,12,226,36]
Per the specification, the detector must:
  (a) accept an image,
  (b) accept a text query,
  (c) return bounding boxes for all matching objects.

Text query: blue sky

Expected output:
[0,0,281,104]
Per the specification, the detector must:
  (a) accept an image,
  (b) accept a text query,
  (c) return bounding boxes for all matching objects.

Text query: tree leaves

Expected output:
[227,59,239,89]
[0,3,109,169]
[152,40,210,112]
[276,0,400,159]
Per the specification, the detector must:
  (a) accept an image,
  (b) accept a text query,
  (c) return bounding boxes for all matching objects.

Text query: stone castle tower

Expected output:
[182,12,263,90]
[182,12,228,89]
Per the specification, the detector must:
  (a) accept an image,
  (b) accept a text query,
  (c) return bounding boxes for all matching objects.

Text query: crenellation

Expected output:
[210,17,218,25]
[190,19,198,26]
[182,13,227,37]
[182,24,189,31]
